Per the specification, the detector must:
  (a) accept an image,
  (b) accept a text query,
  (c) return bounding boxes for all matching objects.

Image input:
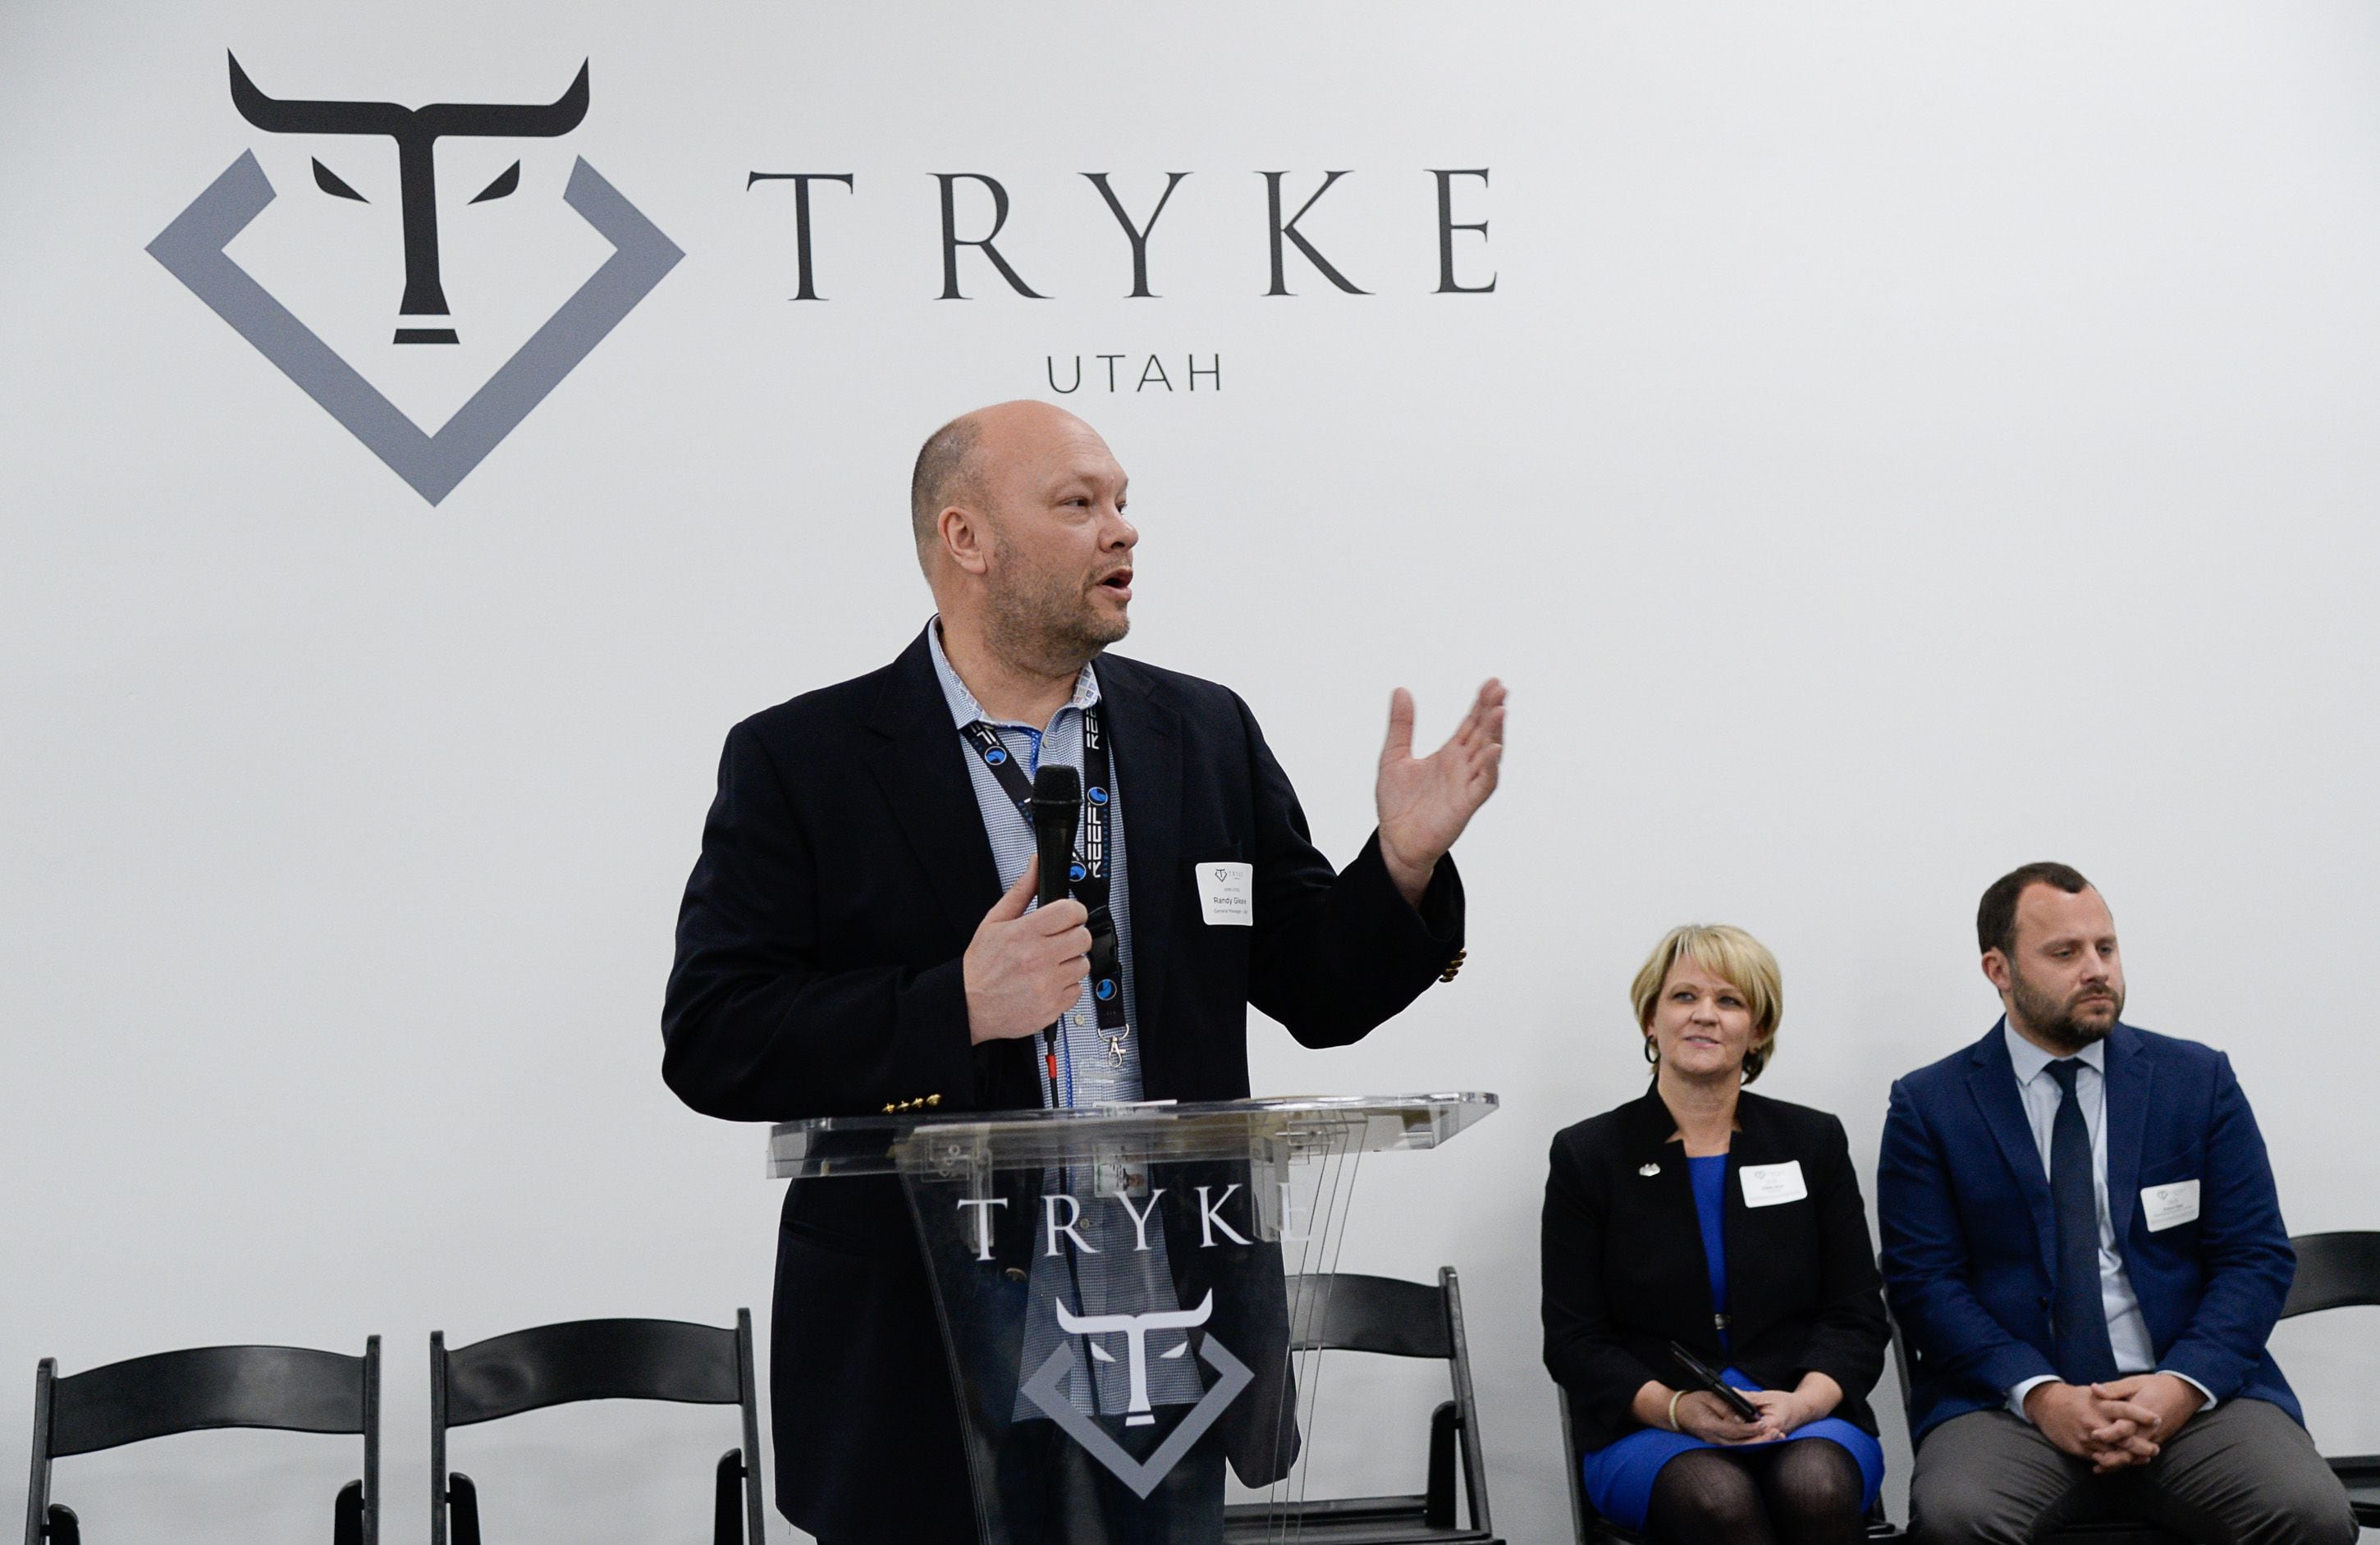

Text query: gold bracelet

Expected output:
[1667,1388,1688,1433]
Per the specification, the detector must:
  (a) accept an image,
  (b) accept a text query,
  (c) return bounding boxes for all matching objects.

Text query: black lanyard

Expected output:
[959,706,1126,1042]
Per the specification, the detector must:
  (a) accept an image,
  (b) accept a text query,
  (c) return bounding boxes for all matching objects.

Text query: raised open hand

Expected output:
[1375,678,1506,906]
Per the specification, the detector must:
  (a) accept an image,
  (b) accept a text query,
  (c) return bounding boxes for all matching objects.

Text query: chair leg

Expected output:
[1425,1400,1460,1529]
[713,1451,744,1545]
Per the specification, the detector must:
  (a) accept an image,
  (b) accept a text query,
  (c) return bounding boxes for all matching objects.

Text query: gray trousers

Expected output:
[1909,1401,2357,1545]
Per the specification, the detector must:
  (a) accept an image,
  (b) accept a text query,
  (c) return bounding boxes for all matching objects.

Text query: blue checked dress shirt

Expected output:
[927,621,1204,1416]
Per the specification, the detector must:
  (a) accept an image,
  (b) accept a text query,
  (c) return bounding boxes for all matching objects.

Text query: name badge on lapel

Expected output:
[1196,862,1253,926]
[2140,1179,2201,1232]
[1740,1161,1807,1208]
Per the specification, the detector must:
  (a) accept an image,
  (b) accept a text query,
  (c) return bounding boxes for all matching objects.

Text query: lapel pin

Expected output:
[1639,1163,1661,1177]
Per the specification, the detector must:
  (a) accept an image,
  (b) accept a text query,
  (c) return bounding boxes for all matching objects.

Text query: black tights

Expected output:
[1645,1440,1866,1545]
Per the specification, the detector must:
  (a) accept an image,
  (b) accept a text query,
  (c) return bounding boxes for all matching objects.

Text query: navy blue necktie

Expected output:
[2046,1058,2120,1384]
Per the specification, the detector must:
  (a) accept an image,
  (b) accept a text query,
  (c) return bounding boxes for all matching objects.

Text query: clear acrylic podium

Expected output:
[768,1094,1496,1545]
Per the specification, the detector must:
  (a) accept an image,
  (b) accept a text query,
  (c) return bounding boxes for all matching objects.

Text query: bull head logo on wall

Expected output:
[150,54,681,505]
[227,55,592,345]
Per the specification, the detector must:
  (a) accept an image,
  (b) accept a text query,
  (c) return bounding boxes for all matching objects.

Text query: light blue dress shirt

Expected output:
[2000,1022,2215,1418]
[928,619,1145,1108]
[927,621,1203,1417]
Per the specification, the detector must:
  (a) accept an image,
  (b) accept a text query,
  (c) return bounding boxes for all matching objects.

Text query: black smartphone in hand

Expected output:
[1668,1340,1761,1422]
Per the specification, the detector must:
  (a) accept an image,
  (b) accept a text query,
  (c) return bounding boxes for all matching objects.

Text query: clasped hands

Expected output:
[2025,1374,2205,1472]
[1641,1371,1842,1447]
[1670,1387,1828,1447]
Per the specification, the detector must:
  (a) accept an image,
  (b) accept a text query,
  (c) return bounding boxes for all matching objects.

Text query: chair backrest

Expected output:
[435,1318,743,1427]
[25,1339,382,1545]
[1557,1383,1595,1544]
[1284,1272,1452,1358]
[1887,1300,1915,1429]
[428,1312,762,1545]
[2282,1232,2380,1319]
[1277,1269,1492,1536]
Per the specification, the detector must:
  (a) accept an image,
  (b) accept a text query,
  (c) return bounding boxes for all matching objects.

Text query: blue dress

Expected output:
[1579,1154,1885,1532]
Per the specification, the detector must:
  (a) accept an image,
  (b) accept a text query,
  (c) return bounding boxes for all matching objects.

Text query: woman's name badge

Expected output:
[2140,1179,2201,1232]
[1196,862,1254,925]
[1740,1161,1808,1208]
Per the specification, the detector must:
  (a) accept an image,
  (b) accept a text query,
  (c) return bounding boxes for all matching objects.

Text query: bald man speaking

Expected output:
[663,402,1504,1544]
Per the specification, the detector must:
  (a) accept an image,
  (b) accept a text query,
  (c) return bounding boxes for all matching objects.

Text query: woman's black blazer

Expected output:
[1541,1085,1889,1451]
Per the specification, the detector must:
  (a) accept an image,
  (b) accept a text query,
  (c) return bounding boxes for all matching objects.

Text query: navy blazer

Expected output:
[1877,1021,2300,1442]
[1543,1087,1889,1451]
[661,628,1464,1542]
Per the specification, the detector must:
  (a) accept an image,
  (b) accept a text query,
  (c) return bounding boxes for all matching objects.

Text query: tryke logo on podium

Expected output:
[957,1182,1289,1496]
[1031,1293,1252,1498]
[148,55,681,505]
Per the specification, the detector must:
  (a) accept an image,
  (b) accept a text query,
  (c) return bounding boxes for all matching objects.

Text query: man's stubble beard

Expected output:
[2007,961,2123,1054]
[985,533,1129,679]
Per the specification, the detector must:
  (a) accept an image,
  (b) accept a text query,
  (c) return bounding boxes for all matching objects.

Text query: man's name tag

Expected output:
[2140,1179,2201,1232]
[1740,1161,1808,1208]
[1092,1150,1150,1200]
[1197,862,1253,926]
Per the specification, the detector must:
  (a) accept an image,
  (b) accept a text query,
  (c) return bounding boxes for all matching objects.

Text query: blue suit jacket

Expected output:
[1877,1021,2299,1442]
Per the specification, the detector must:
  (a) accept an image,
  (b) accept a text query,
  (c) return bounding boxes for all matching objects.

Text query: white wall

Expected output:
[7,4,2380,1542]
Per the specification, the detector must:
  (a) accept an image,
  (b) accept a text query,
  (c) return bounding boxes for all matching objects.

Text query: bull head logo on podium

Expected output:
[1059,1291,1215,1429]
[1023,1291,1255,1497]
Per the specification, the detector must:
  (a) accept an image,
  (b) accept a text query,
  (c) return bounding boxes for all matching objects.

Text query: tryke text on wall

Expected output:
[746,169,1498,299]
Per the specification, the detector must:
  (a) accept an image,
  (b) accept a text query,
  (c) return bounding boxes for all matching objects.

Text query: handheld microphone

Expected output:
[1028,765,1081,1087]
[1030,764,1081,908]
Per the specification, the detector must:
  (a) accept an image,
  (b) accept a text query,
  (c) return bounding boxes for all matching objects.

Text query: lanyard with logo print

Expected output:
[959,706,1130,1074]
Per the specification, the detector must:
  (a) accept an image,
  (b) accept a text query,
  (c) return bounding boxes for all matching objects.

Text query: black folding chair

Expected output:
[1555,1383,1634,1544]
[24,1338,382,1545]
[1886,1309,2181,1544]
[1220,1268,1499,1544]
[1554,1383,1897,1543]
[2279,1229,2380,1527]
[430,1313,763,1545]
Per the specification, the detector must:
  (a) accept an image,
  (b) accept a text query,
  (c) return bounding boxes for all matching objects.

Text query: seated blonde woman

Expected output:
[1541,925,1889,1544]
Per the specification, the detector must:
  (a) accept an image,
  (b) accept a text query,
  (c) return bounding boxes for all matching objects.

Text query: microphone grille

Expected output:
[1032,763,1082,803]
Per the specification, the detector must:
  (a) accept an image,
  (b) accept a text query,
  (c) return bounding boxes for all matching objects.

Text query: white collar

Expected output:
[2002,1018,2107,1085]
